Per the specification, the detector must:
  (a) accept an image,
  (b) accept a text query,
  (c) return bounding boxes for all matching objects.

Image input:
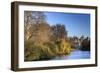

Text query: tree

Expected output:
[32,11,47,24]
[24,11,33,40]
[31,23,52,45]
[80,37,90,51]
[51,24,67,42]
[50,24,72,55]
[24,11,48,41]
[24,11,53,61]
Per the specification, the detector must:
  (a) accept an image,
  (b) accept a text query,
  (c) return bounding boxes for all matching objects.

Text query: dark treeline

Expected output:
[69,36,90,51]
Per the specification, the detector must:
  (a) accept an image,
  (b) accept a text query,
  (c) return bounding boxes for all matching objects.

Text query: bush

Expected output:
[24,41,58,61]
[24,39,72,61]
[55,39,72,56]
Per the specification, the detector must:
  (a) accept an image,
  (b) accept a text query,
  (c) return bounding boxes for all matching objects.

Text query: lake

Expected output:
[52,49,90,60]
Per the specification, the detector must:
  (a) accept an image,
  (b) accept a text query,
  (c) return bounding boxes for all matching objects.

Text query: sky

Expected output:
[44,12,90,38]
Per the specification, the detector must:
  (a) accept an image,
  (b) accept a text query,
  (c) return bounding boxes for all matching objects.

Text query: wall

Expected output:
[0,0,99,73]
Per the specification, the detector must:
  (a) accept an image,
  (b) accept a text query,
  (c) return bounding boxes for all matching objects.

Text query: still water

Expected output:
[52,49,90,60]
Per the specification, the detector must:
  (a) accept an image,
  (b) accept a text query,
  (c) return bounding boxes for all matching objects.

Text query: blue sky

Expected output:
[44,12,90,37]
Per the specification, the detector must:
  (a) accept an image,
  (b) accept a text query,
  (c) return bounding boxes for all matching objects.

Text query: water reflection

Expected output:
[52,49,90,60]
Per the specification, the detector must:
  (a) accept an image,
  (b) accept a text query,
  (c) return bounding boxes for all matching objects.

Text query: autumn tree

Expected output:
[24,11,33,40]
[31,11,47,24]
[50,24,72,55]
[24,11,54,61]
[24,11,48,41]
[51,24,67,42]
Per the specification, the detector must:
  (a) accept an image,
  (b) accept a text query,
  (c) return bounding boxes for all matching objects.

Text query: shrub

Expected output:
[24,39,72,61]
